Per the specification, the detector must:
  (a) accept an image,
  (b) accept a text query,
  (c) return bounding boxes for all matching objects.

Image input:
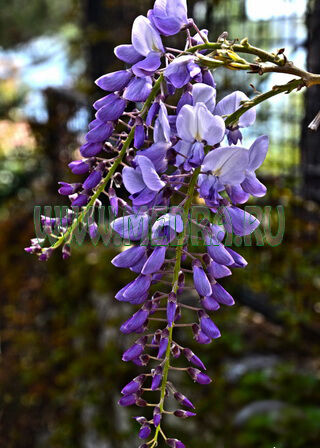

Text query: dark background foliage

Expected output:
[0,1,320,447]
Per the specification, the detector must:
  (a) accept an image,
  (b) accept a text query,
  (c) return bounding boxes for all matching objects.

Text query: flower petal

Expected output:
[114,44,143,64]
[142,246,166,274]
[215,91,256,128]
[176,104,197,142]
[136,155,166,191]
[248,135,269,171]
[95,95,126,122]
[111,214,149,241]
[222,206,260,236]
[132,51,162,77]
[95,70,132,91]
[132,15,164,56]
[202,146,249,185]
[195,103,225,145]
[122,166,145,194]
[192,83,216,112]
[123,76,152,102]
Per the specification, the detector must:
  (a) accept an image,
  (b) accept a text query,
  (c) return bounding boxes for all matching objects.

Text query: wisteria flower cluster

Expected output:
[26,0,313,446]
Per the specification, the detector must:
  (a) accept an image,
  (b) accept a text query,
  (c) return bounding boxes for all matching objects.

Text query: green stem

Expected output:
[225,78,304,127]
[152,167,201,448]
[47,75,164,252]
[188,41,285,65]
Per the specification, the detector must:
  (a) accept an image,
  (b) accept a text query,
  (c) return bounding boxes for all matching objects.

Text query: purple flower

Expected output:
[198,310,221,339]
[80,142,103,158]
[183,348,206,370]
[192,83,216,112]
[111,213,150,241]
[122,337,147,362]
[115,16,164,77]
[174,410,197,419]
[157,329,169,358]
[85,120,113,143]
[139,425,151,440]
[112,246,147,269]
[58,182,81,196]
[151,366,163,390]
[118,394,137,407]
[187,367,212,385]
[199,146,249,205]
[192,323,212,345]
[205,234,234,266]
[210,283,235,306]
[192,260,212,297]
[167,292,177,327]
[151,213,183,245]
[174,392,195,409]
[177,103,225,146]
[153,406,162,427]
[137,141,169,173]
[208,260,232,279]
[222,206,260,236]
[123,274,151,301]
[134,123,146,149]
[120,303,152,334]
[149,0,189,36]
[141,246,166,275]
[215,91,256,144]
[201,296,220,311]
[166,439,186,448]
[95,94,126,122]
[165,55,201,88]
[121,375,146,395]
[227,247,248,268]
[68,160,90,175]
[146,101,160,126]
[215,90,256,128]
[95,70,133,92]
[241,135,269,197]
[83,170,102,190]
[122,155,166,205]
[71,194,88,207]
[154,102,171,143]
[123,76,153,102]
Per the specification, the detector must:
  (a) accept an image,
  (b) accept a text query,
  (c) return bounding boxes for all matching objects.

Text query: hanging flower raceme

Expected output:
[25,1,272,446]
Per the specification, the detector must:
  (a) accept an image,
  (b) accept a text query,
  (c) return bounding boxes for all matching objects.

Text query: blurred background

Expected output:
[1,0,320,447]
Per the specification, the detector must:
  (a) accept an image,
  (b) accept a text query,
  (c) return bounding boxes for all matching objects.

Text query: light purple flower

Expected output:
[122,155,166,205]
[192,83,216,112]
[177,103,225,145]
[221,206,260,236]
[95,94,126,122]
[95,70,133,92]
[165,55,201,89]
[154,102,171,143]
[241,135,269,197]
[199,146,249,204]
[149,0,189,36]
[115,16,164,77]
[123,76,153,102]
[215,90,256,128]
[111,213,150,241]
[151,213,183,245]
